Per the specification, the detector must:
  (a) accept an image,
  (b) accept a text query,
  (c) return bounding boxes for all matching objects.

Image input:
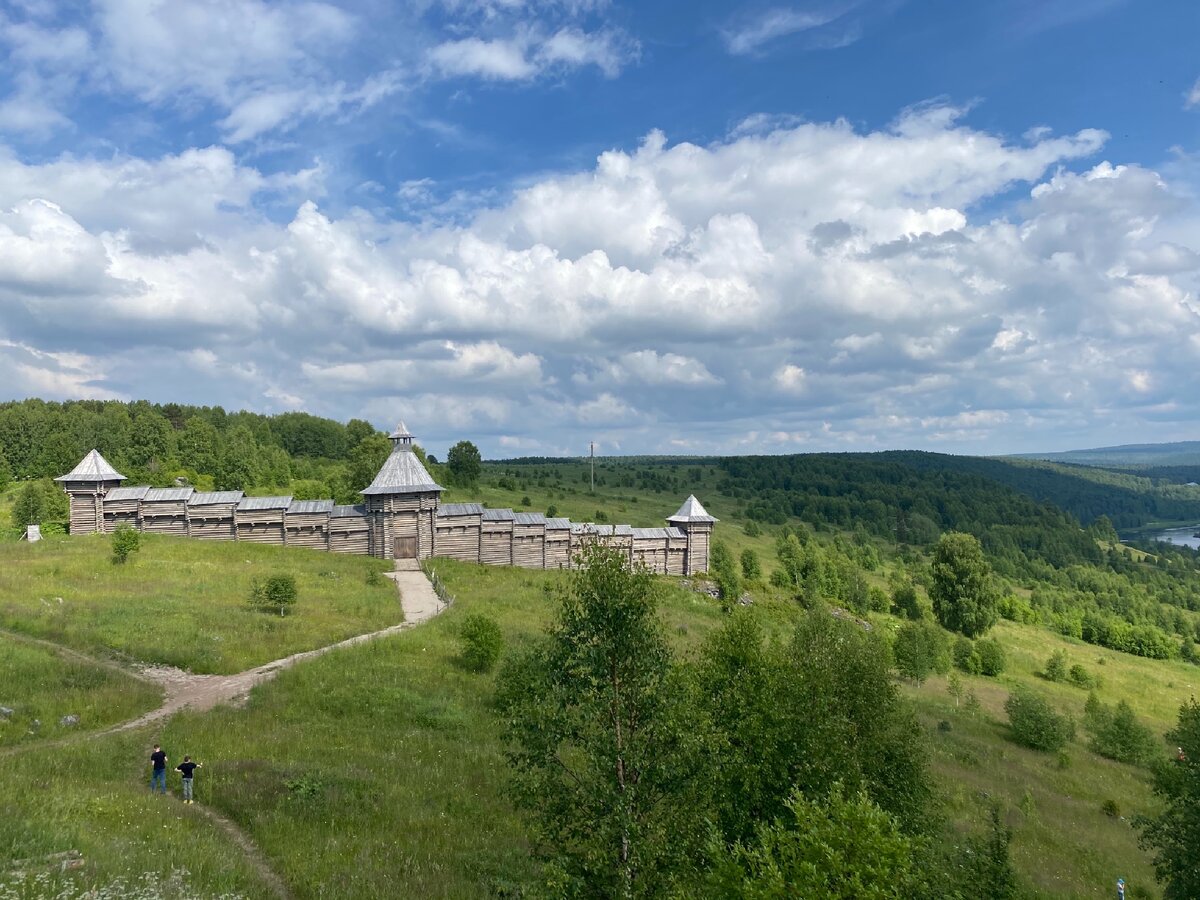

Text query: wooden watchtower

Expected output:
[667,495,718,576]
[361,422,444,560]
[55,450,125,534]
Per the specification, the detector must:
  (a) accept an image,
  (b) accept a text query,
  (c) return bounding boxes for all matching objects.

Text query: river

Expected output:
[1149,525,1200,550]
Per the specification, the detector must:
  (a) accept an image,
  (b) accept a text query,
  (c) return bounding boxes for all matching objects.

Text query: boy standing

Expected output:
[176,756,201,804]
[149,744,167,794]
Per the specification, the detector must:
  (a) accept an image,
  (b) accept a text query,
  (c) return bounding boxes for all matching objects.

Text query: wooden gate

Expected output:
[394,536,418,559]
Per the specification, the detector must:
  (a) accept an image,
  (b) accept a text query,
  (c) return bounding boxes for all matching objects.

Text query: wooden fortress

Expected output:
[55,423,716,575]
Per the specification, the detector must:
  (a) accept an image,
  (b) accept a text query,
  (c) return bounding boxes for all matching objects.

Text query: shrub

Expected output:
[250,574,298,616]
[953,636,982,674]
[975,638,1006,676]
[459,614,504,673]
[891,581,923,620]
[710,540,742,606]
[546,504,558,519]
[1088,699,1160,766]
[1005,688,1075,752]
[520,496,532,507]
[110,524,140,565]
[1101,798,1120,818]
[739,548,761,581]
[893,620,950,685]
[1043,649,1069,682]
[997,593,1039,624]
[1068,663,1098,689]
[868,585,890,613]
[743,520,761,537]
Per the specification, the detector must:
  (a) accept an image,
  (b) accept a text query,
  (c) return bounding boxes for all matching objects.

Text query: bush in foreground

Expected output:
[110,524,140,565]
[459,613,504,673]
[1005,688,1074,752]
[1138,699,1200,900]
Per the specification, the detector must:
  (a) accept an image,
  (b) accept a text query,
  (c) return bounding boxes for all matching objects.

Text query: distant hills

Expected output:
[1015,441,1200,469]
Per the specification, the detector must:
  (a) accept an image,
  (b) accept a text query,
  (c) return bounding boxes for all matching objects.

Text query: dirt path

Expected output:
[192,804,293,900]
[3,560,449,742]
[0,561,448,899]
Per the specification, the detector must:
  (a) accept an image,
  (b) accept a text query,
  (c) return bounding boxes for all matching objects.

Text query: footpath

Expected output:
[0,561,449,899]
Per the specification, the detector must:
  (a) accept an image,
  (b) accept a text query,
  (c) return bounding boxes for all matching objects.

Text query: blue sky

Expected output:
[0,0,1199,459]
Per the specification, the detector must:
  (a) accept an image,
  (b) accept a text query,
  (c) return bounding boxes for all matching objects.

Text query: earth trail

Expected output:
[3,558,447,743]
[0,561,447,899]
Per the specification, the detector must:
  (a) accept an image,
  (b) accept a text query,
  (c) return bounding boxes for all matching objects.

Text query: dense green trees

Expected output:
[930,532,999,638]
[1138,699,1200,899]
[892,620,950,685]
[704,787,921,899]
[0,399,388,488]
[496,544,709,896]
[497,548,1017,896]
[447,440,482,487]
[347,434,392,493]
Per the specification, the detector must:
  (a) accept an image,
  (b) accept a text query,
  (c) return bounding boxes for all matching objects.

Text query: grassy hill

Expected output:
[0,542,1186,898]
[3,446,1200,896]
[0,534,398,673]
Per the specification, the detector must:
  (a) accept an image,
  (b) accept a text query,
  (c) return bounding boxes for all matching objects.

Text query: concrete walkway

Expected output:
[384,558,445,626]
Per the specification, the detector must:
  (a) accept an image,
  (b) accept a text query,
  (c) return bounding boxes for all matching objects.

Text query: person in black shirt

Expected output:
[176,756,202,804]
[149,744,167,794]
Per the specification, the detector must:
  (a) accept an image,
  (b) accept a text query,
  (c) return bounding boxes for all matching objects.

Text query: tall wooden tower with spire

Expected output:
[361,421,444,560]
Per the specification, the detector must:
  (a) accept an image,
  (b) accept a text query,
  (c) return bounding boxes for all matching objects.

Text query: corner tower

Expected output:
[667,495,717,576]
[361,422,443,560]
[55,450,125,535]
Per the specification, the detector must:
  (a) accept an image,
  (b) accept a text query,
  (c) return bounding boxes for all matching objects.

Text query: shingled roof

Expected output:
[361,444,443,496]
[55,449,124,483]
[667,495,717,524]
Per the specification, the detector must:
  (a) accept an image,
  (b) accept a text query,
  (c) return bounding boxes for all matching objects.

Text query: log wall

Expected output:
[64,484,712,574]
[329,505,370,555]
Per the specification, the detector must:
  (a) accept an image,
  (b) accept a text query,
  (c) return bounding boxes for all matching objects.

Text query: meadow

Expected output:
[0,452,1195,898]
[0,638,161,749]
[0,534,399,674]
[0,541,1183,899]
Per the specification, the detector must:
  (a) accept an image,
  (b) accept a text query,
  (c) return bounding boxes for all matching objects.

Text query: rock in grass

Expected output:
[60,714,80,727]
[0,706,13,719]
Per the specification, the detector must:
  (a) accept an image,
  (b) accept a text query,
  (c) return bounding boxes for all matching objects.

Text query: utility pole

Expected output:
[590,441,595,493]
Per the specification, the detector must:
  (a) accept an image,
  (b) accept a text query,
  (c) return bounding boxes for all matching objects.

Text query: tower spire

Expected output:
[389,421,414,451]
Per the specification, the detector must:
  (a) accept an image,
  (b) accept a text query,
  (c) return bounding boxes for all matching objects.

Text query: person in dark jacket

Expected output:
[175,756,202,804]
[149,744,167,794]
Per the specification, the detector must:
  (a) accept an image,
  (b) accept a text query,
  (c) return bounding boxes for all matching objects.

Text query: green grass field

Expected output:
[897,617,1190,898]
[0,478,1192,900]
[0,638,161,749]
[0,534,399,674]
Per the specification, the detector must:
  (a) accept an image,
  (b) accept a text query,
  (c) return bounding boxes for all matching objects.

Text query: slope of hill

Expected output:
[1017,440,1200,468]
